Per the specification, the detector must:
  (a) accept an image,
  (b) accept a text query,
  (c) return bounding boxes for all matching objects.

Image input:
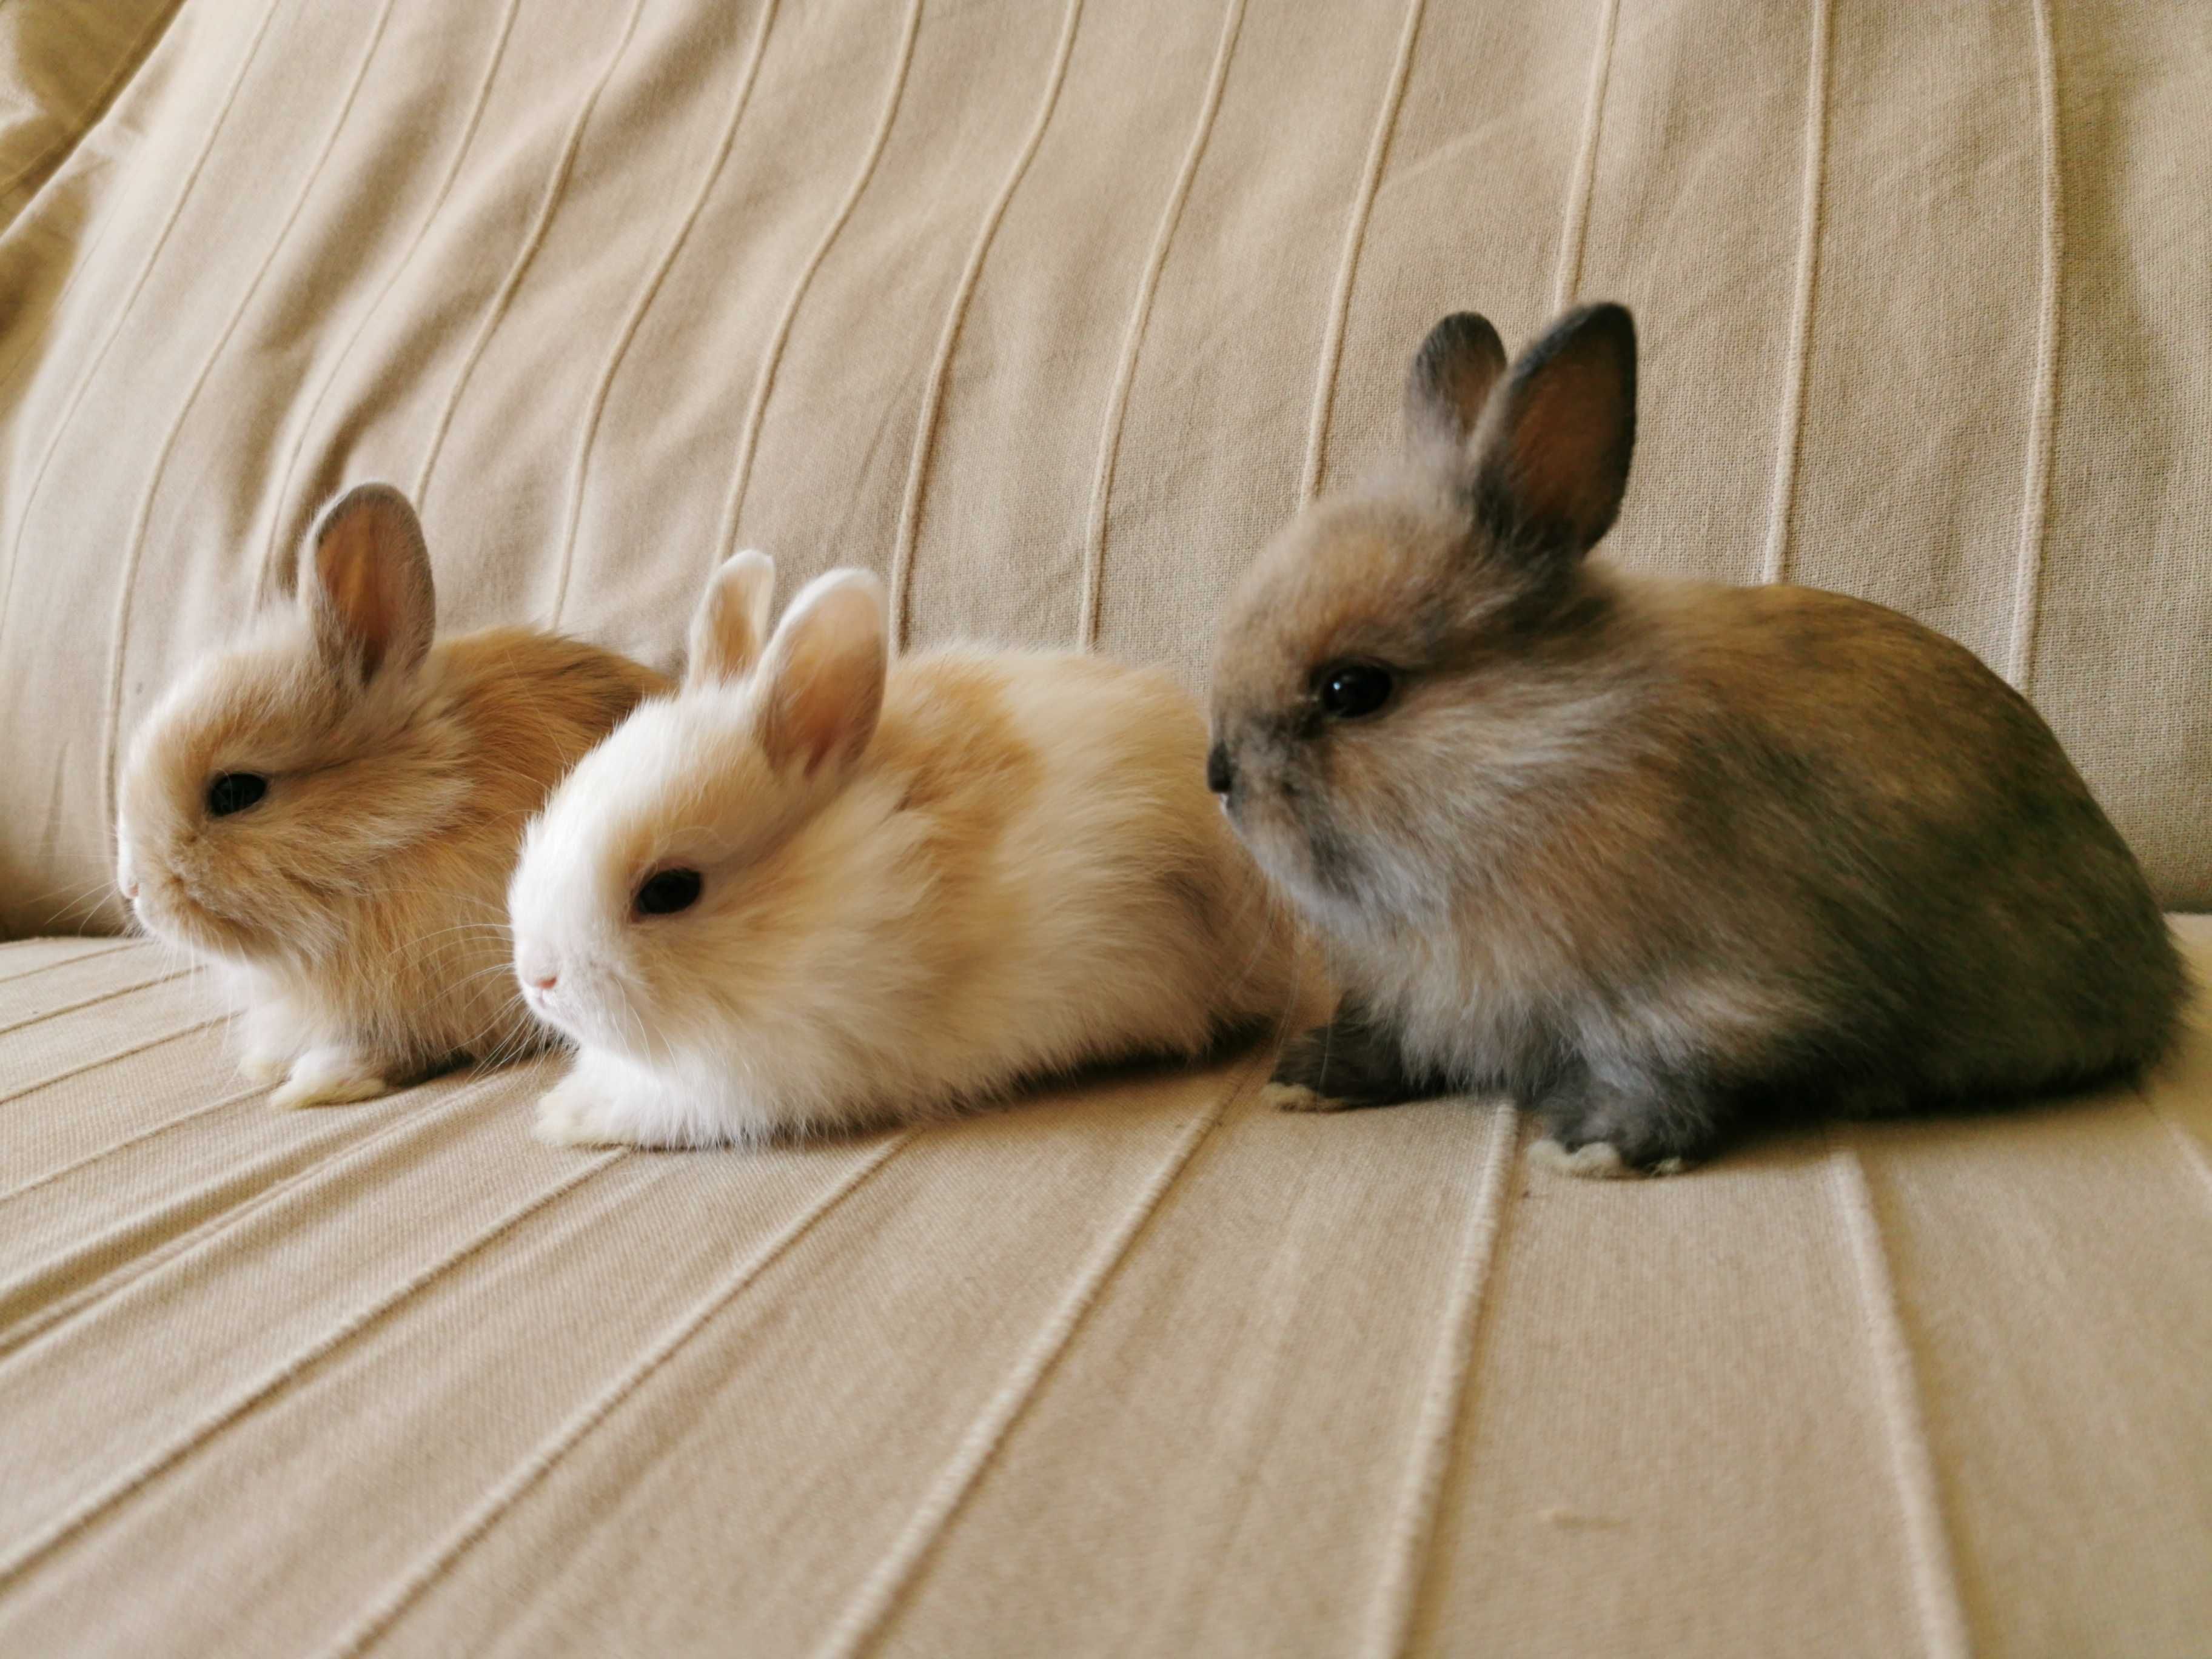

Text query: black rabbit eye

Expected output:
[206,773,268,817]
[1313,662,1395,720]
[634,868,703,917]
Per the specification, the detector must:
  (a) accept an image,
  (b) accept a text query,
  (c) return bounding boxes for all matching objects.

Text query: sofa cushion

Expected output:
[1,922,2208,1654]
[1,0,2208,936]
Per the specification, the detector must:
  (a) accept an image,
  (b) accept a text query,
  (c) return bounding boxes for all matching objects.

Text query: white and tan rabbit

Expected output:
[115,484,666,1108]
[1207,302,2187,1175]
[508,552,1300,1148]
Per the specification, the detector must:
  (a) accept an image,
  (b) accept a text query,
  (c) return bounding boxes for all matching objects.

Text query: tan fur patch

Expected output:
[871,654,1044,1000]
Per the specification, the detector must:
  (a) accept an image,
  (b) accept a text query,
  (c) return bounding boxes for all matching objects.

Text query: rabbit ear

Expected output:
[1404,312,1507,455]
[686,550,777,689]
[1469,303,1636,557]
[301,484,435,683]
[751,569,886,777]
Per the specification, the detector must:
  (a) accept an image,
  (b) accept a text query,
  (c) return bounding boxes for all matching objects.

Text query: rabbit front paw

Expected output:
[238,1050,291,1086]
[532,1073,640,1148]
[1270,1007,1429,1108]
[1528,1068,1707,1178]
[1262,1081,1346,1113]
[270,1045,392,1110]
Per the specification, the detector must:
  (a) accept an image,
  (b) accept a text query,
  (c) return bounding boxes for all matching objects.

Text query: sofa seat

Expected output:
[2,922,2207,1656]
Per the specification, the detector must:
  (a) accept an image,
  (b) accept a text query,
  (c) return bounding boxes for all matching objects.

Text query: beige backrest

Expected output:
[2,0,2206,936]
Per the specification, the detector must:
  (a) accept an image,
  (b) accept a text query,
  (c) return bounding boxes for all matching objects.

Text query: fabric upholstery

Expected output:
[1,925,2209,1657]
[2,2,2209,1654]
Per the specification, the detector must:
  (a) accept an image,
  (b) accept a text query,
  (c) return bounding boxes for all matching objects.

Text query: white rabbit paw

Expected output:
[532,1075,642,1148]
[270,1046,392,1110]
[238,1049,292,1086]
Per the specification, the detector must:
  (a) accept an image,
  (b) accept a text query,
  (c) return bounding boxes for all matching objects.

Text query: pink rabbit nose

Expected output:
[122,880,140,900]
[517,950,559,993]
[530,972,558,991]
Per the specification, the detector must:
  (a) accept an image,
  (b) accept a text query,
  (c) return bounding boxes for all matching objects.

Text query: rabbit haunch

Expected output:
[1206,302,2184,1175]
[509,554,1299,1149]
[113,484,665,1108]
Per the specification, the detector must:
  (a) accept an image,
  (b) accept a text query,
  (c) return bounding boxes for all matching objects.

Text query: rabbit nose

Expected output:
[1205,742,1235,796]
[122,880,140,900]
[517,951,559,993]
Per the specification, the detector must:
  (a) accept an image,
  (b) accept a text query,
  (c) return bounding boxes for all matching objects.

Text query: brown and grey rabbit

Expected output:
[1205,301,2187,1175]
[115,484,668,1108]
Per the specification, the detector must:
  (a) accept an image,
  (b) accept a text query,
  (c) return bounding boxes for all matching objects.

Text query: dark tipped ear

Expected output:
[301,484,435,682]
[1404,312,1507,454]
[1470,303,1636,556]
[686,550,777,690]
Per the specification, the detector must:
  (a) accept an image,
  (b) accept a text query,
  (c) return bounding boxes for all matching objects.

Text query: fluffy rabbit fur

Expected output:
[509,553,1299,1148]
[1207,302,2186,1176]
[115,484,666,1108]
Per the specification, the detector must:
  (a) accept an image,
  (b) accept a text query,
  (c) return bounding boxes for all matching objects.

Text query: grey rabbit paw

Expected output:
[1268,1015,1426,1108]
[1269,1028,1334,1091]
[1530,1070,1714,1177]
[1262,1081,1348,1113]
[1528,1139,1689,1180]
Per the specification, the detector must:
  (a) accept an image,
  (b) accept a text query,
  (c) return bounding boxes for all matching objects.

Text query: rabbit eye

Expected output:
[206,773,268,817]
[1313,662,1395,721]
[634,868,703,917]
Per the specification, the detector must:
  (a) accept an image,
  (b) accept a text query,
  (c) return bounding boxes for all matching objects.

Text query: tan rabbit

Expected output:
[1206,303,2186,1175]
[507,554,1302,1148]
[115,484,667,1108]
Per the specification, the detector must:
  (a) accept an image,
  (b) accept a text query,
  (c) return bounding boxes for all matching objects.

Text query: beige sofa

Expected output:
[3,2,2208,1654]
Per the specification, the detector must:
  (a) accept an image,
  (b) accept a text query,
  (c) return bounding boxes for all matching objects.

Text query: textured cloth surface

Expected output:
[1,0,2209,936]
[4,4,2212,1655]
[1,925,2209,1655]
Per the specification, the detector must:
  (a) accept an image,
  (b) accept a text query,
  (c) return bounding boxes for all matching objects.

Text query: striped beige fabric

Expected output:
[3,1,2211,1654]
[1,928,2208,1656]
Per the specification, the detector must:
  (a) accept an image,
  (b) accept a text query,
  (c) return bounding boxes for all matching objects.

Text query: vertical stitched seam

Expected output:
[888,0,1087,654]
[0,0,188,203]
[0,1141,625,1589]
[316,1134,912,1658]
[0,170,141,404]
[2142,1097,2212,1211]
[1828,1138,1973,1659]
[98,0,405,853]
[0,1015,226,1108]
[409,0,652,506]
[1298,0,1427,504]
[1076,0,1246,651]
[716,0,924,566]
[1550,0,1619,311]
[812,1098,1231,1658]
[0,0,290,639]
[1358,1103,1521,1659]
[2006,0,2063,688]
[1758,0,1833,587]
[546,0,782,629]
[260,0,527,580]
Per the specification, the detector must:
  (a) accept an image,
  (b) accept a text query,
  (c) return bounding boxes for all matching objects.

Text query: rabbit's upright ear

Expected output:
[1469,303,1637,558]
[686,551,777,690]
[751,569,886,777]
[302,483,436,683]
[1404,312,1507,457]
